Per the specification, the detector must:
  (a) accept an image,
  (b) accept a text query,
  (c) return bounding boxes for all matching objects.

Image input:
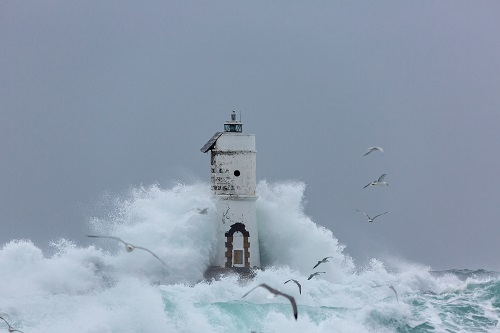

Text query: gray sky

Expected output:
[1,1,499,271]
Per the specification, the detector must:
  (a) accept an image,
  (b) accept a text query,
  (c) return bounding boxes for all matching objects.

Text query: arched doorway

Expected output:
[224,222,250,268]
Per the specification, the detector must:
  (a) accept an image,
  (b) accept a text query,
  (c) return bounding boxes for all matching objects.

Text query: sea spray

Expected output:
[256,180,355,282]
[0,181,498,332]
[89,182,217,284]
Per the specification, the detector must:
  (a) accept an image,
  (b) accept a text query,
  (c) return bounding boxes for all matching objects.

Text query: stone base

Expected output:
[203,266,258,282]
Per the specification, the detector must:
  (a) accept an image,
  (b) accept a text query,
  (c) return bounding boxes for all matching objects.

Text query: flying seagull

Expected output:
[197,207,209,214]
[364,174,389,188]
[363,146,384,156]
[86,235,167,267]
[389,285,399,303]
[313,256,333,269]
[355,209,388,223]
[242,283,298,320]
[284,279,302,294]
[371,284,399,303]
[307,272,326,280]
[0,316,24,333]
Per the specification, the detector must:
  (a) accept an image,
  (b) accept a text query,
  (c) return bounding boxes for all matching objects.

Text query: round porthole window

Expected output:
[234,170,241,177]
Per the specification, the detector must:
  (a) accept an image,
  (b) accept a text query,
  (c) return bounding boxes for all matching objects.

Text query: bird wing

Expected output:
[355,209,370,220]
[243,284,297,320]
[364,147,383,155]
[294,280,302,295]
[372,212,388,220]
[0,317,23,333]
[389,285,399,303]
[284,280,302,294]
[312,261,321,269]
[363,182,372,188]
[308,272,325,280]
[242,284,262,298]
[377,174,387,182]
[134,246,168,267]
[277,291,298,320]
[0,317,10,327]
[369,146,383,152]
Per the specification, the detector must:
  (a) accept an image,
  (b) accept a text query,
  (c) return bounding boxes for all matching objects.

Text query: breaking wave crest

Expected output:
[0,181,498,332]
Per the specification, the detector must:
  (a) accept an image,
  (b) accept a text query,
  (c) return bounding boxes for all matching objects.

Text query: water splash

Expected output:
[0,181,498,333]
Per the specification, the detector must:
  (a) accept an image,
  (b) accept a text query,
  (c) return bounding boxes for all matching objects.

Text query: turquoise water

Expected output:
[0,182,498,332]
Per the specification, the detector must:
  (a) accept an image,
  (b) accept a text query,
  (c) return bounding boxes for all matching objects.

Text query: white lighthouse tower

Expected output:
[200,111,261,271]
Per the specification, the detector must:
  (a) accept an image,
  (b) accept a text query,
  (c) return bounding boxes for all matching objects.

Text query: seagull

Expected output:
[86,235,167,267]
[363,146,384,156]
[371,284,399,303]
[307,272,326,280]
[363,174,389,188]
[242,283,298,320]
[197,207,209,214]
[313,256,333,269]
[355,209,388,223]
[0,316,24,333]
[284,279,302,294]
[389,285,399,303]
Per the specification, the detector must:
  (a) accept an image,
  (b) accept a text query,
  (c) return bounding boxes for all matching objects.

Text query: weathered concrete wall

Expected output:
[209,132,260,268]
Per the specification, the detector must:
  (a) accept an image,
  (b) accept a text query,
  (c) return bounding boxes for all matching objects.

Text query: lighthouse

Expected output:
[200,111,261,271]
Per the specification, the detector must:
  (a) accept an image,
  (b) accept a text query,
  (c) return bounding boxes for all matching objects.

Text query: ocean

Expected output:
[1,181,499,333]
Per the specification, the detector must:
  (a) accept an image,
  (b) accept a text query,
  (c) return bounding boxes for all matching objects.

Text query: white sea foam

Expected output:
[0,181,498,333]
